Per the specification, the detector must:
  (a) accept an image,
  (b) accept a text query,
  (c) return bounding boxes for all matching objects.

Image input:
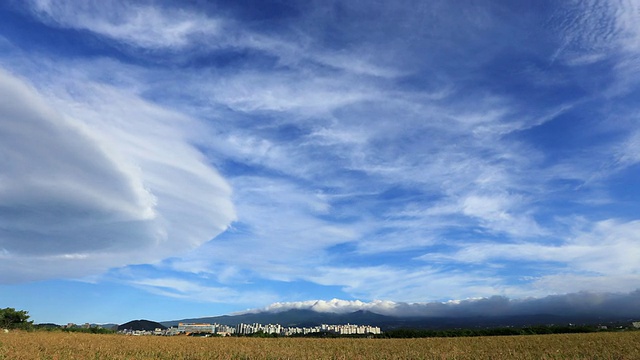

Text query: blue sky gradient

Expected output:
[1,0,639,324]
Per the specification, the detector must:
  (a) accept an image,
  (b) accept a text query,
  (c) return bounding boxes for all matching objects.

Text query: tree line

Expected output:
[0,307,33,330]
[1,307,116,333]
[376,325,605,338]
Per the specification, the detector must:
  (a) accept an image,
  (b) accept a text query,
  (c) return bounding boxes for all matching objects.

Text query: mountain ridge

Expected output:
[118,319,166,331]
[159,309,635,330]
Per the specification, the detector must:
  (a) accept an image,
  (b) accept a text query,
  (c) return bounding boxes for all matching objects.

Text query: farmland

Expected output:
[1,331,639,359]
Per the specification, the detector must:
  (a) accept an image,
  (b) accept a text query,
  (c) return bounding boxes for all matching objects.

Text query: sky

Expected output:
[0,0,639,325]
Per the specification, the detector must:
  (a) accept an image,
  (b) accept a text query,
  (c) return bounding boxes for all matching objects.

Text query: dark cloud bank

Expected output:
[259,290,640,319]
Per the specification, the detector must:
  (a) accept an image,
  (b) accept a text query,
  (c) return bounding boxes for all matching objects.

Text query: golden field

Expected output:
[1,331,639,359]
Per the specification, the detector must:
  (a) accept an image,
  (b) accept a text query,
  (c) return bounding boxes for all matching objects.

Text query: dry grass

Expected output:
[1,331,639,359]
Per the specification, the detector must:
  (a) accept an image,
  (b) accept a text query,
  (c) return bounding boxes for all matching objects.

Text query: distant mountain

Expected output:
[118,319,166,331]
[162,309,388,328]
[34,323,61,329]
[162,309,636,330]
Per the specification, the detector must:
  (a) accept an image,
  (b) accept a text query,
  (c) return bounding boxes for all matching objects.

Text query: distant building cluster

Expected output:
[178,323,236,336]
[120,322,381,337]
[234,322,381,336]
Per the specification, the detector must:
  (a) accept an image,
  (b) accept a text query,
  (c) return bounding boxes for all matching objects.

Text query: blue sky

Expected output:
[1,0,639,325]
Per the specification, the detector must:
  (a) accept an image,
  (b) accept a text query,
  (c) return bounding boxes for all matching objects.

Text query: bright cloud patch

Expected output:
[0,69,235,282]
[0,70,156,255]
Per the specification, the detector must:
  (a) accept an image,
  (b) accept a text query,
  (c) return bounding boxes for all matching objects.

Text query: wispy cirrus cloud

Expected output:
[303,265,506,302]
[418,219,640,293]
[24,0,403,81]
[127,277,278,305]
[27,0,221,49]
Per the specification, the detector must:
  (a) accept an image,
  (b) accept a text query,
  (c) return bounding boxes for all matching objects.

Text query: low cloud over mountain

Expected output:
[247,290,640,319]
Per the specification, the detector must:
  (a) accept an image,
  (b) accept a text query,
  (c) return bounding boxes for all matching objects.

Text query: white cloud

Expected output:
[128,277,277,305]
[207,71,378,115]
[27,0,221,49]
[616,130,640,166]
[154,51,561,259]
[0,68,235,282]
[553,0,640,94]
[249,298,398,315]
[353,228,437,255]
[25,0,402,83]
[312,51,406,78]
[418,219,640,282]
[305,266,503,302]
[164,175,361,282]
[461,193,544,237]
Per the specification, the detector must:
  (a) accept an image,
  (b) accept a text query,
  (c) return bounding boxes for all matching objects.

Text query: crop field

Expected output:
[1,331,639,359]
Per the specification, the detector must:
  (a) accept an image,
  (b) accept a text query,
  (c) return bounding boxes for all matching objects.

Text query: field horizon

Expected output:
[2,330,640,359]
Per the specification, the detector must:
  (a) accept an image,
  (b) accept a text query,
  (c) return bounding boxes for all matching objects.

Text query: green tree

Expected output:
[0,307,33,330]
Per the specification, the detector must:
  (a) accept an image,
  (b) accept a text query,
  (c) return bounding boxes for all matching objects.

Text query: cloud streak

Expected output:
[27,0,221,49]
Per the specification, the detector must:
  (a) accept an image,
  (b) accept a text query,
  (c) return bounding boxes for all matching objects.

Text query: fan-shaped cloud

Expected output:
[0,68,235,282]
